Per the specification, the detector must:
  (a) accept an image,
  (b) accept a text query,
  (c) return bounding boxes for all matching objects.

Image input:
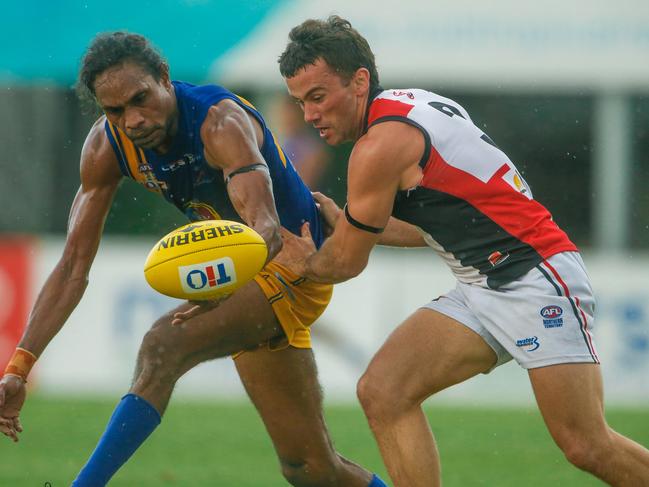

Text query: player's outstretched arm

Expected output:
[284,121,425,283]
[201,99,282,262]
[0,119,121,441]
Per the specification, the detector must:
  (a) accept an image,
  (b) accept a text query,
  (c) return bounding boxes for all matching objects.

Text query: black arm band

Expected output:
[225,163,268,185]
[344,204,384,234]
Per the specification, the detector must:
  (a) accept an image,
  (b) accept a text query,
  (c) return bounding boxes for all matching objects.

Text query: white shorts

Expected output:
[424,252,600,370]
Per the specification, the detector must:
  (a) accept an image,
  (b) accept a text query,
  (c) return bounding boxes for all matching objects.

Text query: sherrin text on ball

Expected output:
[144,220,268,300]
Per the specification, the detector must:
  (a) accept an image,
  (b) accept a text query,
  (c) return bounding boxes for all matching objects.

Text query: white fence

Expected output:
[31,239,649,406]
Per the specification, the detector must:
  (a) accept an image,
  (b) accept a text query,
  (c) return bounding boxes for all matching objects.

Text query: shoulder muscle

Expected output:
[350,121,424,190]
[80,117,123,190]
[200,99,265,170]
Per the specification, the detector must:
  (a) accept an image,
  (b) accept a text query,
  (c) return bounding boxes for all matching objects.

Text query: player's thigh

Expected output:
[529,363,607,444]
[363,308,497,403]
[149,279,284,362]
[234,346,334,460]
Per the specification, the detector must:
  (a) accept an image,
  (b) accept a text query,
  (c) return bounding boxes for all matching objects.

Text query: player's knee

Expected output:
[139,325,183,380]
[357,369,405,422]
[561,438,601,472]
[279,456,337,487]
[556,428,613,473]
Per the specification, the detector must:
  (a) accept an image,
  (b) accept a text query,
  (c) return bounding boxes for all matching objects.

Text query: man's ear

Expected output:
[353,67,370,95]
[160,63,172,89]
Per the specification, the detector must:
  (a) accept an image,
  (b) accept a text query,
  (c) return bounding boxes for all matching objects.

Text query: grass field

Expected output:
[1,396,647,486]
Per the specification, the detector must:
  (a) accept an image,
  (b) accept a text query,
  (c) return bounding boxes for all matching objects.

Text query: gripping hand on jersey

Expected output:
[275,223,317,277]
[0,375,26,442]
[312,192,341,237]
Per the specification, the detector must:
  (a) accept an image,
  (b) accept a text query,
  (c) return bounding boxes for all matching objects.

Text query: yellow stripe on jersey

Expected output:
[121,133,146,184]
[108,122,146,184]
[236,95,256,109]
[271,132,288,168]
[108,122,164,194]
[107,123,130,177]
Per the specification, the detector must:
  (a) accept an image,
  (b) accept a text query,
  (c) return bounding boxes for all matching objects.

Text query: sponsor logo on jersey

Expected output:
[540,305,564,328]
[513,173,527,194]
[392,90,415,99]
[161,153,196,172]
[516,336,540,351]
[135,160,167,192]
[157,224,244,250]
[185,202,221,221]
[501,168,533,200]
[488,250,509,267]
[179,258,236,293]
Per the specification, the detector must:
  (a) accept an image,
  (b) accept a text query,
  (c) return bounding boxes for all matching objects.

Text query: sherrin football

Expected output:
[144,220,268,300]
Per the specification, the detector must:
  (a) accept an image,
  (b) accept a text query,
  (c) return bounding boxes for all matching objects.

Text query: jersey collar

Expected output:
[361,85,384,136]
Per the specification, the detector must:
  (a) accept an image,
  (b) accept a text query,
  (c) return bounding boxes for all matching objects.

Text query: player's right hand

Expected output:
[0,374,26,442]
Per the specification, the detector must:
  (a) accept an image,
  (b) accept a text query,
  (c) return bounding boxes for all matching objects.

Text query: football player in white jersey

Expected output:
[277,15,649,487]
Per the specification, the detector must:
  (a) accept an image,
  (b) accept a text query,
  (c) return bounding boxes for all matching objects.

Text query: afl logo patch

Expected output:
[541,305,563,319]
[540,305,564,328]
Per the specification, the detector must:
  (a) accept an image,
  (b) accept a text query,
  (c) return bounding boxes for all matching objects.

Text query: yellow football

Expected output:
[144,220,268,300]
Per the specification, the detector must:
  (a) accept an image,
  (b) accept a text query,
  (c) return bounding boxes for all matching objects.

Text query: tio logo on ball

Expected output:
[179,258,237,294]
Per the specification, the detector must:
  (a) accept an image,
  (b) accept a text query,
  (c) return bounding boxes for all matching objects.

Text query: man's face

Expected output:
[285,58,368,146]
[94,62,175,150]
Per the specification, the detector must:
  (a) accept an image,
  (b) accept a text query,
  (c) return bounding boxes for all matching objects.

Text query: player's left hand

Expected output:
[275,223,317,276]
[312,192,340,237]
[0,374,26,442]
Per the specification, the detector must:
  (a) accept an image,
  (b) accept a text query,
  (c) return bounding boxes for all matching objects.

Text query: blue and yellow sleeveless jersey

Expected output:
[104,81,324,248]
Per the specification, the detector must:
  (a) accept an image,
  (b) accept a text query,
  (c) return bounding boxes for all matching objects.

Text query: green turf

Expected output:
[0,396,647,486]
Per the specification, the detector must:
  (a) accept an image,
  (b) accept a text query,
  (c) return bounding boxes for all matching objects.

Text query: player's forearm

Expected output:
[378,217,427,247]
[18,260,89,358]
[226,170,282,262]
[303,240,365,284]
[254,219,282,262]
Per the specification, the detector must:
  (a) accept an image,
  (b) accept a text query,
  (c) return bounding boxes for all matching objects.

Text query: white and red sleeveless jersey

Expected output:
[366,89,578,289]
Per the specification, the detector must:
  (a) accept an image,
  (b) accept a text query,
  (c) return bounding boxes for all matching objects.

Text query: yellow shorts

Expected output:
[252,261,333,350]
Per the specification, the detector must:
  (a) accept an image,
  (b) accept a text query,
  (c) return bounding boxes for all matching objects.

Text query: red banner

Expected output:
[0,237,34,372]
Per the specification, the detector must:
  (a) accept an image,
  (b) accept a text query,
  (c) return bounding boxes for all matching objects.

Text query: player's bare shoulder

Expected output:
[201,99,263,149]
[351,121,425,187]
[80,116,122,187]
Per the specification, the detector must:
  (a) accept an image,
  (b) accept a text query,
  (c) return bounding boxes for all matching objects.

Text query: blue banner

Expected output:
[0,0,286,85]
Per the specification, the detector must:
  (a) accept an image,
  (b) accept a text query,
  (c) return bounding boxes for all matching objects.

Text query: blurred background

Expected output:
[1,0,648,485]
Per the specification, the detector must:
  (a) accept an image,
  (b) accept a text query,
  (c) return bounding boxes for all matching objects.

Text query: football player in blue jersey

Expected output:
[0,32,387,487]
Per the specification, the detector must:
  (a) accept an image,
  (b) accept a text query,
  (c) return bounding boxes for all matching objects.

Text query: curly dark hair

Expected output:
[76,32,167,104]
[278,16,380,92]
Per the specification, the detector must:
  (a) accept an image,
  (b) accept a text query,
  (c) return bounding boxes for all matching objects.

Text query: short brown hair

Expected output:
[279,16,380,92]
